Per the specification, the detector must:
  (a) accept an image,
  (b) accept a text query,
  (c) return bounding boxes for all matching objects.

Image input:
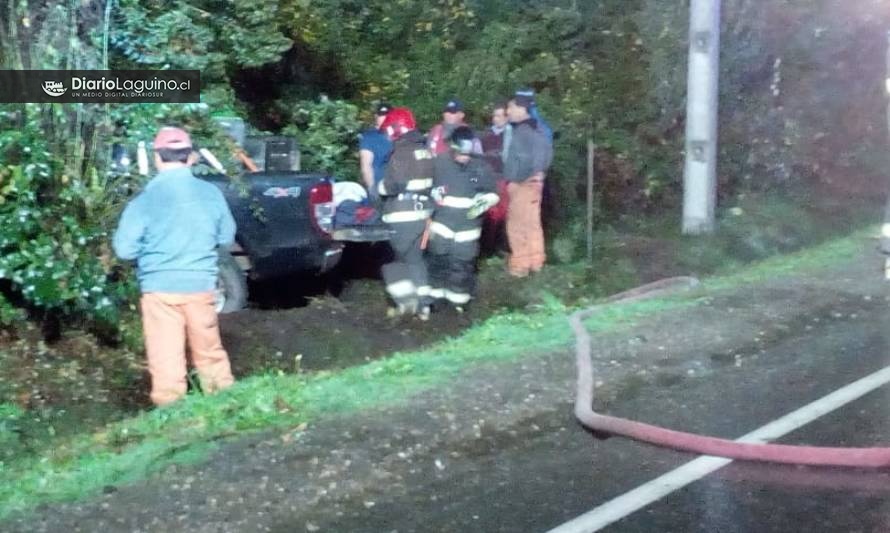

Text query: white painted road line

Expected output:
[548,364,890,533]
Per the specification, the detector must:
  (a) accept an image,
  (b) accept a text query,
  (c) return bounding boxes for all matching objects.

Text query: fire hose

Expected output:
[570,277,890,468]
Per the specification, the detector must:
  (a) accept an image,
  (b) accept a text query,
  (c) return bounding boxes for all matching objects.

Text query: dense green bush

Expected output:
[0,102,238,330]
[0,104,122,325]
[280,97,362,181]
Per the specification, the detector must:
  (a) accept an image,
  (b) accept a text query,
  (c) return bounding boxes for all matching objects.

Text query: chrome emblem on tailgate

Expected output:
[262,186,301,198]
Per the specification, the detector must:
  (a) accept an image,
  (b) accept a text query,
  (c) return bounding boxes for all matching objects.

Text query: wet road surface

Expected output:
[301,301,890,532]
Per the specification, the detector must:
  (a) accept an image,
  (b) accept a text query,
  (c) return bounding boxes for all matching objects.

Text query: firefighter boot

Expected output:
[387,298,419,318]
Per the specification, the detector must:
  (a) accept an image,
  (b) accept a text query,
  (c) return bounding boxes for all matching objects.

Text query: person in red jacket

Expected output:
[427,99,481,157]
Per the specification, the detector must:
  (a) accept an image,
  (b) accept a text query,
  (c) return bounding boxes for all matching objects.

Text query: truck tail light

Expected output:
[309,181,334,235]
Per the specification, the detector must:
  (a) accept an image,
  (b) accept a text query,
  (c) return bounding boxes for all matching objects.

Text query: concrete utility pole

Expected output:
[884,31,890,280]
[682,0,721,235]
[885,31,890,143]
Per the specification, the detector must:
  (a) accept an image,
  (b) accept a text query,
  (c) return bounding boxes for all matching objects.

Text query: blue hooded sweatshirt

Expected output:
[113,166,236,293]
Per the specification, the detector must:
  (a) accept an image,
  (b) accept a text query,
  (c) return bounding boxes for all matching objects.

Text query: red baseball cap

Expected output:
[153,127,193,150]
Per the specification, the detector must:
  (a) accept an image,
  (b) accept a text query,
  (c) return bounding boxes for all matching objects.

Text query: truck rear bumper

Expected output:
[331,226,393,243]
[321,243,344,273]
[246,240,343,280]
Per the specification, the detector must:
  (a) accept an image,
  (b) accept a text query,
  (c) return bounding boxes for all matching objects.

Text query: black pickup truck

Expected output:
[200,135,390,313]
[113,126,390,314]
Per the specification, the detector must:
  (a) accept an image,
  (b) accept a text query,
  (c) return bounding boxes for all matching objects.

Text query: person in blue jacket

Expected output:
[359,102,394,201]
[113,126,237,406]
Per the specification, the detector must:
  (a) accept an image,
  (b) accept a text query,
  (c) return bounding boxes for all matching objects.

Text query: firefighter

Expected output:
[428,126,500,312]
[377,107,435,320]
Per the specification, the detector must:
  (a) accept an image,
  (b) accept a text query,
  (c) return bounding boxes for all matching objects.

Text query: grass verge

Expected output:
[0,227,875,520]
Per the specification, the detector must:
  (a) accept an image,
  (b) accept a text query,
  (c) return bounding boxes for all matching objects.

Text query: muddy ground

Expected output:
[0,194,874,451]
[220,191,869,377]
[4,232,887,532]
[0,235,640,470]
[221,242,475,374]
[222,245,596,375]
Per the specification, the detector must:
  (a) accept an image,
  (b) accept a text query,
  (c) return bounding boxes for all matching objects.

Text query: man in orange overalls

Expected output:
[503,94,553,277]
[113,127,237,406]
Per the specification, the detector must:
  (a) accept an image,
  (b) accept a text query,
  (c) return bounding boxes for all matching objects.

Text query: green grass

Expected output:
[0,227,875,520]
[703,226,871,289]
[614,193,879,277]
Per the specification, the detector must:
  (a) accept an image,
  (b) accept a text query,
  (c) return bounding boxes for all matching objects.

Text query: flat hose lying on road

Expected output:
[570,277,890,468]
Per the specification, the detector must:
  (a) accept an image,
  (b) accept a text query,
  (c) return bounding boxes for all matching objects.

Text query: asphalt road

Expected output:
[302,299,890,532]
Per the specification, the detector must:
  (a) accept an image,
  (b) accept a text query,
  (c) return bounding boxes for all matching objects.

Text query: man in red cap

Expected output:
[113,126,237,406]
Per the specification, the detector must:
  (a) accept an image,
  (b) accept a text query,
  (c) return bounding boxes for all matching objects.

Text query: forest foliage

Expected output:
[0,0,885,330]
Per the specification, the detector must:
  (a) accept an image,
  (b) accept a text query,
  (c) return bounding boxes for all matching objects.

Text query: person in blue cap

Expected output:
[427,98,481,157]
[514,88,553,145]
[359,102,394,200]
[503,94,553,277]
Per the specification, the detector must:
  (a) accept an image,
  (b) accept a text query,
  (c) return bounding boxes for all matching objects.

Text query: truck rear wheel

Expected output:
[216,250,248,314]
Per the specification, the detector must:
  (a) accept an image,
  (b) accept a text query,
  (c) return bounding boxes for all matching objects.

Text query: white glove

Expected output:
[431,186,446,204]
[467,193,500,219]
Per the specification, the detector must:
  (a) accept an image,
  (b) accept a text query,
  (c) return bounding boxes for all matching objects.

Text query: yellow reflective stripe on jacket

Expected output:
[405,178,433,191]
[444,289,471,304]
[454,228,482,242]
[382,210,433,223]
[429,221,481,242]
[378,179,432,196]
[429,287,471,304]
[439,196,475,209]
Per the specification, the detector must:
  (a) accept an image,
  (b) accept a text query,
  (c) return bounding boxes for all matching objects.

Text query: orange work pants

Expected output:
[506,178,546,277]
[140,292,234,406]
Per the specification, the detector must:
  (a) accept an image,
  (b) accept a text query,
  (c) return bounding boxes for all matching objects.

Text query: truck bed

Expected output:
[201,171,391,279]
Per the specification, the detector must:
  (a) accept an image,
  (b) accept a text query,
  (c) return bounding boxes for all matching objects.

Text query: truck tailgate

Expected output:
[331,225,393,242]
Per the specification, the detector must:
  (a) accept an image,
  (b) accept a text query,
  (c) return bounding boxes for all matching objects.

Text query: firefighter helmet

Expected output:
[448,126,476,155]
[380,107,417,139]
